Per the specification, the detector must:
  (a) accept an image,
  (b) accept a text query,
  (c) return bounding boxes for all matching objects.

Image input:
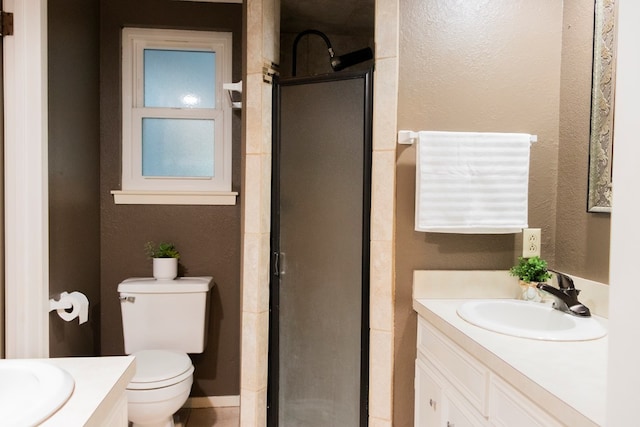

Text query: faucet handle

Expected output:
[549,269,575,290]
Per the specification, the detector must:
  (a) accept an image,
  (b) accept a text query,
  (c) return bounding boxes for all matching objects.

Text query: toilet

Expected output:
[118,276,214,427]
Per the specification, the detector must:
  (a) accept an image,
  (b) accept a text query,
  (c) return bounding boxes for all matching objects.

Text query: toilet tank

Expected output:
[118,276,214,354]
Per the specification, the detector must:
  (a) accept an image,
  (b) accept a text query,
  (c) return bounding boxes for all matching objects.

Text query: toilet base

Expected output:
[127,372,192,427]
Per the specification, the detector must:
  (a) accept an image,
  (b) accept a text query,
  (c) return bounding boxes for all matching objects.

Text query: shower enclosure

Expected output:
[268,69,373,426]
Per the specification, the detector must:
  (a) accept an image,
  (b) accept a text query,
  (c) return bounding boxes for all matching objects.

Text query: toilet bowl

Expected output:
[118,276,214,426]
[126,350,195,427]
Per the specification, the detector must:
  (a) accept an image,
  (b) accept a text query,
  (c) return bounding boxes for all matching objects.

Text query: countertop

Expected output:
[41,355,136,426]
[414,298,607,427]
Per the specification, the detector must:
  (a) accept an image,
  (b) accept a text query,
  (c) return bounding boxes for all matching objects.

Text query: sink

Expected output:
[0,360,75,426]
[457,299,607,341]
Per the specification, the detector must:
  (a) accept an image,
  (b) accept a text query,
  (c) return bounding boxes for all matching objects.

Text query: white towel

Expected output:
[415,131,531,234]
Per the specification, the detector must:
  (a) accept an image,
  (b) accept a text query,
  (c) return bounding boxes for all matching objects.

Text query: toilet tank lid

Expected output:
[118,276,214,293]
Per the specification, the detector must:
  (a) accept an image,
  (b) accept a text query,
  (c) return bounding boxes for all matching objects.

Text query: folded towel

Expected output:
[415,131,532,233]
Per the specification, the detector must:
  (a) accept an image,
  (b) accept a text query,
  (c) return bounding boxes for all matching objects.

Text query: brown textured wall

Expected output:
[556,0,611,283]
[395,1,564,426]
[49,0,101,357]
[99,0,242,396]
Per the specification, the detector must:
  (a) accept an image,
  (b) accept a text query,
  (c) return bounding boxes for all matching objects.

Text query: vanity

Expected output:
[413,271,608,427]
[41,356,135,426]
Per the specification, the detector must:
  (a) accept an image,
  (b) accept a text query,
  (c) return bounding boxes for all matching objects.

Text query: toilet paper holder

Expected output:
[49,291,89,324]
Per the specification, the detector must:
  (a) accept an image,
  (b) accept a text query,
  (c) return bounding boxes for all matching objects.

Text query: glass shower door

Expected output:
[270,71,372,427]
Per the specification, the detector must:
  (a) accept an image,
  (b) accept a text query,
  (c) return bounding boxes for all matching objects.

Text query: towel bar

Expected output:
[398,130,538,145]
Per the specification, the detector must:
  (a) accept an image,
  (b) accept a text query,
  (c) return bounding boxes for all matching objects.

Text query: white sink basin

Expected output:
[457,299,607,341]
[0,360,75,426]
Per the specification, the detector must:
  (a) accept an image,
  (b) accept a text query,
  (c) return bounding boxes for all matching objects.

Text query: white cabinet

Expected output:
[488,375,562,427]
[416,317,562,427]
[416,356,487,427]
[415,357,442,426]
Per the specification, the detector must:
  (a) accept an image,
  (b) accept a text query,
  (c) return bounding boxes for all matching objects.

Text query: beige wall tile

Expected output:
[369,329,393,421]
[261,82,273,155]
[240,311,269,391]
[372,57,399,151]
[261,0,278,63]
[242,154,262,234]
[369,418,392,427]
[241,233,270,313]
[259,155,272,232]
[245,73,264,155]
[246,0,263,75]
[375,0,398,59]
[370,239,394,331]
[240,387,267,427]
[371,150,396,242]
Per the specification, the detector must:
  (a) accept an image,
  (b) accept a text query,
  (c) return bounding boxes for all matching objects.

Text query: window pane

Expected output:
[144,49,216,108]
[142,118,215,177]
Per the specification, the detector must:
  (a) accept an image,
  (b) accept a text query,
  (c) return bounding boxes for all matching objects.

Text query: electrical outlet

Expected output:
[522,228,541,258]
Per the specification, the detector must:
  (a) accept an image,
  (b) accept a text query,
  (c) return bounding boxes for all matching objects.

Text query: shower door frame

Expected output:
[267,69,373,427]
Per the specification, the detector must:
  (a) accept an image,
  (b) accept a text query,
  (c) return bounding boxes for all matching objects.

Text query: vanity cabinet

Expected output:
[416,357,487,427]
[416,317,563,427]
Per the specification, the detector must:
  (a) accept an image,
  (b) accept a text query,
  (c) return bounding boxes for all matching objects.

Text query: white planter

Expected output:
[153,258,178,280]
[518,280,550,303]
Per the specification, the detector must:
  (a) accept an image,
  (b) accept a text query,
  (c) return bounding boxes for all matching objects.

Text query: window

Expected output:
[113,28,236,205]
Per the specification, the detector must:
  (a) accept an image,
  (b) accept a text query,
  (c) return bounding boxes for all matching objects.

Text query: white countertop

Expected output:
[414,298,607,427]
[41,356,136,426]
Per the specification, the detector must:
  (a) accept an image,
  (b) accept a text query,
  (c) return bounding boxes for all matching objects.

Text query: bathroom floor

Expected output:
[174,406,239,427]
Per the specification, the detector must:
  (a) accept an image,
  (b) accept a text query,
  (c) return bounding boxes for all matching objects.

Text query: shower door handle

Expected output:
[273,251,286,276]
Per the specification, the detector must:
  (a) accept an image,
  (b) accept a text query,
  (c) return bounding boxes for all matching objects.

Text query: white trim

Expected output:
[111,190,237,205]
[607,1,640,424]
[120,28,233,196]
[3,0,49,358]
[185,395,240,408]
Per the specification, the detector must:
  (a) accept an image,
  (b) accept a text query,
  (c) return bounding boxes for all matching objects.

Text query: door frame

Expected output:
[3,0,49,358]
[267,69,374,426]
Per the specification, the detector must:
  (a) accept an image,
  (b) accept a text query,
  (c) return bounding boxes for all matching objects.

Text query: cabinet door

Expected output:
[445,390,487,427]
[418,318,489,415]
[416,358,442,426]
[488,376,562,427]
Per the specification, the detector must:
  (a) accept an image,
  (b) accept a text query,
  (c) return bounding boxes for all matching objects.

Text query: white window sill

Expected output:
[111,190,238,205]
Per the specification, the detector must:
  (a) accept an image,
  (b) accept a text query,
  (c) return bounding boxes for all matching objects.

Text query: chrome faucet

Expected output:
[536,270,591,317]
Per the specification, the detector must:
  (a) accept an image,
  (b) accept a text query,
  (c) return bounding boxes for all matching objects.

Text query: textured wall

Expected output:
[99,0,243,397]
[556,0,611,283]
[48,0,101,357]
[395,1,564,425]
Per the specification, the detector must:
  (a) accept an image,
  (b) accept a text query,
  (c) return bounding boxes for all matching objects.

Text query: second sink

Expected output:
[457,299,607,341]
[0,359,75,426]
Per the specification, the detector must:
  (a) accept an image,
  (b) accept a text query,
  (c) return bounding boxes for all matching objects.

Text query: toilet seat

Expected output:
[127,349,194,390]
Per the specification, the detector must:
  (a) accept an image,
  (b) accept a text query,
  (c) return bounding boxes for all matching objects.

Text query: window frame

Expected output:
[116,27,235,204]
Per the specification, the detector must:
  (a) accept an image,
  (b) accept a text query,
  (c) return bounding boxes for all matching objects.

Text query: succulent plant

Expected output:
[145,241,180,259]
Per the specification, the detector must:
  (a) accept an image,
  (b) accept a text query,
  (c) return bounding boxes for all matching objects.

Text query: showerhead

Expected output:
[330,47,374,72]
[292,29,374,76]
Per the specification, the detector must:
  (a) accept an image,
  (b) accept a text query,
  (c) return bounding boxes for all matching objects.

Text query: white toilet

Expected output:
[118,276,214,427]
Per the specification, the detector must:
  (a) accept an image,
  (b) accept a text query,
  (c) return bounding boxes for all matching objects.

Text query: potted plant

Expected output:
[509,256,552,302]
[145,241,180,280]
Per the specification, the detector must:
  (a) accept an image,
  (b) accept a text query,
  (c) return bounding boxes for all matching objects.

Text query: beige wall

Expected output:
[394,0,612,424]
[556,0,611,283]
